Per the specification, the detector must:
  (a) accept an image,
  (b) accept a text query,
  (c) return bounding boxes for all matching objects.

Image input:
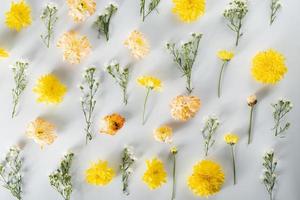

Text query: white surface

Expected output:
[0,0,300,200]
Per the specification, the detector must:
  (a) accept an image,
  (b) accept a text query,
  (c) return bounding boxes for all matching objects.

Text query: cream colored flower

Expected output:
[124,30,149,59]
[153,125,173,143]
[66,0,96,22]
[170,95,201,121]
[247,94,257,107]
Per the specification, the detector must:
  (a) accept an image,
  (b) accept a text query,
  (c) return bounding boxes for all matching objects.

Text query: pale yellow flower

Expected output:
[224,133,239,145]
[0,48,9,58]
[66,0,96,22]
[170,95,201,121]
[124,30,149,59]
[153,125,173,143]
[99,113,125,135]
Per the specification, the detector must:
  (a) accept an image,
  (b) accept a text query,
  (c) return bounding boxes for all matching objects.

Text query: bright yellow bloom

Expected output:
[124,30,150,59]
[99,113,125,135]
[153,125,173,143]
[188,160,225,197]
[33,74,67,104]
[251,49,287,84]
[137,76,162,91]
[5,0,32,31]
[66,0,96,22]
[25,118,57,148]
[57,31,91,64]
[142,158,167,189]
[224,133,239,145]
[170,95,201,121]
[217,50,234,61]
[0,48,9,58]
[85,160,115,186]
[172,0,206,23]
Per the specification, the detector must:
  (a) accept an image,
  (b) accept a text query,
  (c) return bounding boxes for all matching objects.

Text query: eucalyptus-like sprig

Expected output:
[140,0,161,21]
[223,0,248,46]
[0,147,22,200]
[271,99,293,137]
[49,153,74,200]
[41,3,58,48]
[120,147,136,195]
[166,33,202,94]
[201,116,220,156]
[93,4,118,41]
[11,61,29,118]
[270,0,281,25]
[79,67,100,144]
[262,150,277,200]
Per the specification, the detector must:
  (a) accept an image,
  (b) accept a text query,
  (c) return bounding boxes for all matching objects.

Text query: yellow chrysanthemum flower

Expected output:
[224,133,239,145]
[25,118,57,148]
[170,95,201,121]
[153,125,173,143]
[251,49,287,84]
[66,0,96,22]
[85,160,115,186]
[188,160,225,197]
[99,113,125,135]
[33,74,67,104]
[172,0,206,23]
[137,76,162,91]
[142,158,167,189]
[5,0,32,31]
[124,30,150,59]
[0,48,9,58]
[217,50,234,61]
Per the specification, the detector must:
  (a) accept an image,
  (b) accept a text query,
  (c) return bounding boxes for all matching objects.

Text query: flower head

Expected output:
[124,30,150,59]
[137,76,162,91]
[170,146,178,154]
[217,50,234,61]
[172,0,206,23]
[99,113,125,135]
[0,48,9,58]
[251,49,287,84]
[66,0,96,22]
[33,74,67,104]
[142,158,167,189]
[170,95,201,121]
[188,160,225,197]
[5,0,32,31]
[26,118,57,148]
[224,133,239,145]
[57,31,91,64]
[153,125,173,143]
[85,160,115,186]
[247,94,257,107]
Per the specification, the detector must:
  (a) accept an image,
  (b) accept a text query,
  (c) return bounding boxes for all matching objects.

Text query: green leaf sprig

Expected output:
[262,150,277,200]
[120,147,136,195]
[201,116,220,156]
[41,3,58,48]
[140,0,161,21]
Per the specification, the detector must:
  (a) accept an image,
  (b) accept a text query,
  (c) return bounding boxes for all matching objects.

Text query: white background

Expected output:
[0,0,300,200]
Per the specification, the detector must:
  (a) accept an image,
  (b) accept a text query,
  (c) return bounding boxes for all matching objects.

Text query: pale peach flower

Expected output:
[66,0,96,22]
[170,95,201,121]
[124,30,149,59]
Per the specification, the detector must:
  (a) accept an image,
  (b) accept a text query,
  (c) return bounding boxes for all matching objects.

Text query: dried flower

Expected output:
[270,0,281,25]
[49,153,74,200]
[124,30,150,59]
[0,48,9,58]
[187,160,225,197]
[5,0,32,31]
[170,95,201,121]
[66,0,96,22]
[57,31,91,64]
[247,94,257,107]
[153,125,173,143]
[26,118,57,148]
[271,99,293,137]
[85,160,115,186]
[224,133,239,185]
[217,50,234,98]
[120,147,136,195]
[142,158,167,190]
[0,147,22,200]
[170,146,178,200]
[247,94,257,144]
[166,33,202,94]
[40,3,58,48]
[172,0,205,23]
[201,116,220,156]
[223,0,248,46]
[11,61,28,118]
[99,113,125,135]
[105,61,130,105]
[93,3,118,41]
[33,74,67,104]
[251,49,287,84]
[262,150,277,200]
[79,67,100,143]
[140,0,161,21]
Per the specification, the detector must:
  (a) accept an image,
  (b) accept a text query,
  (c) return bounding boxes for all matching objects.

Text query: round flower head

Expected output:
[188,160,225,197]
[124,30,150,59]
[66,0,96,22]
[170,95,201,121]
[33,74,67,104]
[142,158,167,189]
[224,133,239,145]
[5,0,32,31]
[172,0,206,23]
[251,49,287,84]
[153,125,173,143]
[26,118,57,148]
[217,50,234,61]
[57,31,91,64]
[99,113,125,135]
[247,94,257,107]
[0,48,9,58]
[85,160,115,186]
[137,76,162,91]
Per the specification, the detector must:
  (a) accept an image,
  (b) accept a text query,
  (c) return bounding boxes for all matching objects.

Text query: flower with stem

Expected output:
[262,150,277,200]
[40,3,58,48]
[270,0,281,25]
[49,153,74,200]
[79,67,100,144]
[120,146,136,195]
[166,33,202,94]
[137,76,162,125]
[247,94,257,144]
[201,116,220,156]
[170,147,178,200]
[140,0,161,21]
[11,61,29,118]
[105,61,130,105]
[216,50,234,98]
[271,99,292,137]
[93,3,118,41]
[224,133,239,185]
[0,147,23,200]
[223,0,248,46]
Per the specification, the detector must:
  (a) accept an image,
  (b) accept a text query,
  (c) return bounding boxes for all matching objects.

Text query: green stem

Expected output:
[171,154,176,200]
[248,106,254,144]
[235,19,242,46]
[231,145,237,185]
[217,61,227,98]
[142,88,151,125]
[123,88,128,105]
[186,74,193,94]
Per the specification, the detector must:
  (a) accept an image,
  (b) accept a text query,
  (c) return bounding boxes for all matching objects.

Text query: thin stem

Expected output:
[217,61,227,98]
[12,101,18,118]
[142,88,151,125]
[231,145,237,185]
[186,74,192,94]
[235,19,242,46]
[171,154,176,200]
[123,87,128,105]
[248,106,254,144]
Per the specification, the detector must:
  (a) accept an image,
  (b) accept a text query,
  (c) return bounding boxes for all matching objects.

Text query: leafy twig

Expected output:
[271,99,292,137]
[270,0,281,25]
[41,3,58,48]
[262,150,277,200]
[140,0,161,21]
[120,147,136,195]
[201,116,220,156]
